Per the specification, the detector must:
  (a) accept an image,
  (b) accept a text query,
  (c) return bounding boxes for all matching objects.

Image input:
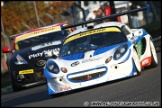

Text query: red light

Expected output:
[61,67,67,73]
[2,46,10,53]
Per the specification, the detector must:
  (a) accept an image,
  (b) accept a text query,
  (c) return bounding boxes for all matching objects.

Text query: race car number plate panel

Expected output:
[19,69,34,74]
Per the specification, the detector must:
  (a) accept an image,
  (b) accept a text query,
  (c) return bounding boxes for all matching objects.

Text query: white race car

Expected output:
[43,7,158,96]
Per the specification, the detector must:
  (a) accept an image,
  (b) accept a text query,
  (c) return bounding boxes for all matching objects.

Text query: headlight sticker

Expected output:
[15,54,28,65]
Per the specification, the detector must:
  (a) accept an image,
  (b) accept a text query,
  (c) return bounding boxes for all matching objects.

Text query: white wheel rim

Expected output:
[150,40,158,64]
[133,48,141,72]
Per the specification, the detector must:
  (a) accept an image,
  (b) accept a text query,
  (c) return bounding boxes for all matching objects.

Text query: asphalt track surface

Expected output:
[1,52,161,107]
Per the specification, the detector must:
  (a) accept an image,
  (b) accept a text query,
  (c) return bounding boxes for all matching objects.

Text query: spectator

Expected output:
[130,4,140,28]
[103,3,111,16]
[96,8,104,18]
[86,11,96,21]
[103,3,111,22]
[86,5,104,25]
[95,7,104,24]
[102,2,121,22]
[86,6,100,20]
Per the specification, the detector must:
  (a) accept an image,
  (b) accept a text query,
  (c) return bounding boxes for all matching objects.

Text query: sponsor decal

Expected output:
[140,57,151,67]
[19,69,34,74]
[82,57,102,63]
[31,41,61,51]
[36,60,46,66]
[71,61,80,67]
[15,26,61,43]
[60,86,71,91]
[64,27,121,44]
[142,58,149,65]
[28,48,60,59]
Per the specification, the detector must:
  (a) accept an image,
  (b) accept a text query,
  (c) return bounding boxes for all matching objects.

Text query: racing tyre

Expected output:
[132,48,141,75]
[147,39,158,68]
[8,65,22,91]
[10,74,22,92]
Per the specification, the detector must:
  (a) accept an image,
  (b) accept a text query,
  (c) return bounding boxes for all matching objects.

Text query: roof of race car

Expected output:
[14,23,68,43]
[66,21,125,38]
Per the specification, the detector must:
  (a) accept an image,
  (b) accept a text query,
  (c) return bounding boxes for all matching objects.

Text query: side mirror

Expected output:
[133,29,143,37]
[2,46,11,53]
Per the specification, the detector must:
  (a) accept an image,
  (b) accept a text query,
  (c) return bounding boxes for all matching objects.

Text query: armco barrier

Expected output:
[153,36,161,47]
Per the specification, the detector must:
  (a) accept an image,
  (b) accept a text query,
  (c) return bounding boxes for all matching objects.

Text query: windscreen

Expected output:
[15,30,69,50]
[60,27,127,57]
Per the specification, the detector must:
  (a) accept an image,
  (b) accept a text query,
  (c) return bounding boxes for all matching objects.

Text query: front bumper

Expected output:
[13,68,46,88]
[45,57,138,95]
[21,80,46,88]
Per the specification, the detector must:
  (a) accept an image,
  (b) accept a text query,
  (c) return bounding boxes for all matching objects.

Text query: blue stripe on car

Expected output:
[61,52,84,60]
[128,58,138,76]
[44,68,53,79]
[62,43,123,60]
[93,44,120,56]
[48,85,55,95]
[135,29,148,43]
[61,41,133,61]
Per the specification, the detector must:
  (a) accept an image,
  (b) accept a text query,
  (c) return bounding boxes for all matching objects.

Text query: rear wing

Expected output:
[62,6,150,30]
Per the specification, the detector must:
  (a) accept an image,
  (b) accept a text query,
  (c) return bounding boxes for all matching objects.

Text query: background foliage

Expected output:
[1,1,74,36]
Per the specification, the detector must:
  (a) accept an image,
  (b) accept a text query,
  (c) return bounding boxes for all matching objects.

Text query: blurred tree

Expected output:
[1,1,74,37]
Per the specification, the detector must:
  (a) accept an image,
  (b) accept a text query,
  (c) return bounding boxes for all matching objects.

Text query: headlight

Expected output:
[46,60,59,74]
[15,54,28,65]
[113,44,128,60]
[61,67,67,73]
[120,47,125,53]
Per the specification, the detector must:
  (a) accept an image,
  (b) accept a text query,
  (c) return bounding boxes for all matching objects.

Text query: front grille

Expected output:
[67,67,107,82]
